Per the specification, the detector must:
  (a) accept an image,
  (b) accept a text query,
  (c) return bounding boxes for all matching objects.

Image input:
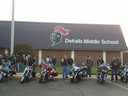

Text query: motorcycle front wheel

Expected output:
[70,78,74,83]
[124,77,128,83]
[99,77,103,84]
[39,77,42,83]
[0,74,4,82]
[20,75,25,84]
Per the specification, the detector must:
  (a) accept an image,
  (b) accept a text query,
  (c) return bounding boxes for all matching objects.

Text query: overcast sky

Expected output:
[0,0,128,46]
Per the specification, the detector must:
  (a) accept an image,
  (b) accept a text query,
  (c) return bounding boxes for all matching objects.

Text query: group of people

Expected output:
[0,53,37,73]
[0,53,124,82]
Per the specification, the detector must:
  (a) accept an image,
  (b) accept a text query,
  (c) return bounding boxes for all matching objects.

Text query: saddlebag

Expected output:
[53,71,58,76]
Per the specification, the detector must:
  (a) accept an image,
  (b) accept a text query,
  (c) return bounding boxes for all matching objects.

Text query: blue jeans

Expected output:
[111,69,118,81]
[86,66,91,77]
[16,63,19,73]
[62,66,68,78]
[21,63,24,71]
[68,65,72,73]
[33,65,36,72]
[118,66,121,71]
[52,64,56,71]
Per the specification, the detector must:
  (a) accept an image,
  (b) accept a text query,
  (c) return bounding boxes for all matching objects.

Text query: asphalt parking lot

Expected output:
[0,78,128,96]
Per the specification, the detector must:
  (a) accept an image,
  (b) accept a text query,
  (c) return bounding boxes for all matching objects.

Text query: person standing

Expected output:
[21,54,26,71]
[111,57,119,82]
[61,55,68,78]
[116,56,121,71]
[10,54,16,70]
[33,56,37,72]
[85,55,92,78]
[52,55,57,71]
[16,54,20,73]
[4,53,9,62]
[67,56,73,74]
[97,56,104,71]
[0,55,3,73]
[46,55,50,64]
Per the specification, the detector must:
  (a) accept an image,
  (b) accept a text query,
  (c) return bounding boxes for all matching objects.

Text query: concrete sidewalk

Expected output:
[13,73,112,80]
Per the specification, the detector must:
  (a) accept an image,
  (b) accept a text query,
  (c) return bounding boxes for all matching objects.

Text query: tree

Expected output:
[14,43,35,57]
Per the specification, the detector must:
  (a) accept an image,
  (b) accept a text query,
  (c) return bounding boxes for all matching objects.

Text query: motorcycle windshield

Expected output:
[124,63,128,68]
[99,63,110,70]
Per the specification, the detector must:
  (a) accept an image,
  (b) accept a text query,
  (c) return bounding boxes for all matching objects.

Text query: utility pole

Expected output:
[10,0,15,55]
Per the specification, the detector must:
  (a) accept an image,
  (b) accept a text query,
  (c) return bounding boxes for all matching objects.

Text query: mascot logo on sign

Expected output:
[50,26,69,46]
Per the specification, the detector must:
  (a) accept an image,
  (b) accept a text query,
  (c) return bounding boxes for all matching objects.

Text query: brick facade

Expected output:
[106,51,120,64]
[75,51,103,66]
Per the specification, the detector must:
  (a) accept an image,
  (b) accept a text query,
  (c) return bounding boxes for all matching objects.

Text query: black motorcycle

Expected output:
[118,63,128,83]
[70,63,87,83]
[0,60,15,82]
[96,63,111,84]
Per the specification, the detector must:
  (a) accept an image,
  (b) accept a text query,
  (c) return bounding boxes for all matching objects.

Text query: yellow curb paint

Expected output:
[106,80,128,91]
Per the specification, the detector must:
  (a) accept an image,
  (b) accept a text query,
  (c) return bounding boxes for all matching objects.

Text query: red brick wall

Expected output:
[106,51,120,64]
[0,48,5,56]
[123,52,128,64]
[75,51,103,66]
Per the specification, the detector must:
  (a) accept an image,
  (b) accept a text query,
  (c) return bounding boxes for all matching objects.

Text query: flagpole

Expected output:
[10,0,15,55]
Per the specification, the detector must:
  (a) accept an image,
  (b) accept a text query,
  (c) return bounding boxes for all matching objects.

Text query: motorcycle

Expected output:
[39,62,58,83]
[0,60,15,82]
[20,63,36,83]
[96,63,111,84]
[118,63,128,83]
[70,63,87,83]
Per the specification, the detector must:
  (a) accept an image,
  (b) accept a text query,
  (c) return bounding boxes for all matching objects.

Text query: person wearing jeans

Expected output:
[61,55,68,78]
[52,55,56,71]
[85,55,92,78]
[111,57,119,82]
[33,56,37,72]
[16,54,20,73]
[21,54,25,71]
[67,56,73,74]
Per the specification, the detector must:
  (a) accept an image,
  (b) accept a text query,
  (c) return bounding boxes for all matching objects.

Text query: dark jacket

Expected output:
[116,59,121,66]
[67,58,73,65]
[33,59,37,66]
[52,58,56,65]
[111,60,119,69]
[21,57,25,63]
[97,59,104,66]
[4,56,9,62]
[16,56,20,63]
[0,58,3,65]
[28,58,34,66]
[10,56,16,65]
[61,58,68,66]
[85,58,92,66]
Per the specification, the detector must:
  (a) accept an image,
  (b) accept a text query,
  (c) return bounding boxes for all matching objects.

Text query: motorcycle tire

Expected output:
[124,77,128,83]
[70,78,74,83]
[20,75,25,84]
[39,78,42,83]
[0,74,4,82]
[99,77,103,84]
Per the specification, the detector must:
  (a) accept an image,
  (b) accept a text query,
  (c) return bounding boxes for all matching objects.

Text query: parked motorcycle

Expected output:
[20,63,36,83]
[118,63,128,83]
[70,63,87,83]
[39,62,58,83]
[96,63,111,84]
[0,60,15,82]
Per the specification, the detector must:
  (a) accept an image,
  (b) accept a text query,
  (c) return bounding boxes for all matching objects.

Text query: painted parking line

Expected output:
[106,80,128,91]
